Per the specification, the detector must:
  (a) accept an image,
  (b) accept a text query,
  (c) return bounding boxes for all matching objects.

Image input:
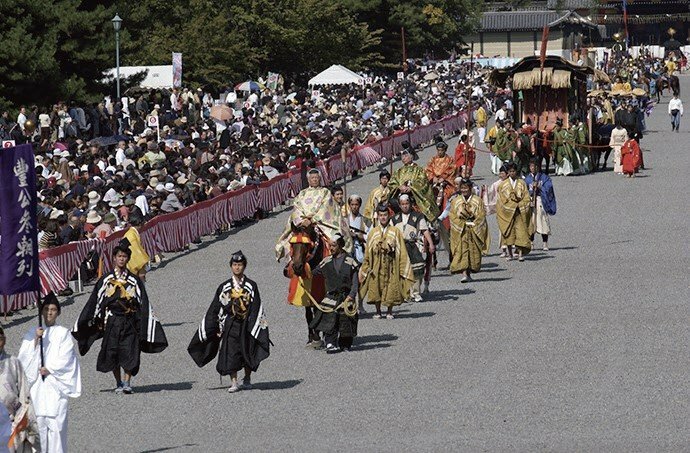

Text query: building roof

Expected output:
[480,10,598,32]
[546,0,596,9]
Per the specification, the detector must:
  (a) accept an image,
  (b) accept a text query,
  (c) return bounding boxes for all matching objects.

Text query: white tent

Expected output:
[308,65,364,87]
[103,65,174,89]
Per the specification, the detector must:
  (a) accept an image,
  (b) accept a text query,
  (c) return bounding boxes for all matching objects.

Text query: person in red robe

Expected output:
[620,133,642,177]
[454,133,476,177]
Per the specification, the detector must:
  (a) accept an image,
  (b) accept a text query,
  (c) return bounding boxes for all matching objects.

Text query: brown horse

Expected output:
[283,224,329,346]
[657,74,680,98]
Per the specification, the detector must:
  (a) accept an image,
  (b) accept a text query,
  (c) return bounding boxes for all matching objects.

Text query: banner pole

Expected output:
[37,292,45,381]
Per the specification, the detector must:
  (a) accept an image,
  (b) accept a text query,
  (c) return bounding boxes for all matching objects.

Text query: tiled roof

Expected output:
[480,10,596,31]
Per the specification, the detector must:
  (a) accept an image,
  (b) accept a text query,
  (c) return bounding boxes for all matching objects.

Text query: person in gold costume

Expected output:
[387,148,439,222]
[359,203,414,320]
[449,179,490,282]
[496,163,532,261]
[123,211,149,280]
[363,171,391,223]
[275,169,351,260]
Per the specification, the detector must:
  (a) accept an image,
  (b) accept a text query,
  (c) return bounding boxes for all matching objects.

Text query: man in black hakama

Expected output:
[72,243,168,394]
[310,234,359,353]
[188,251,271,393]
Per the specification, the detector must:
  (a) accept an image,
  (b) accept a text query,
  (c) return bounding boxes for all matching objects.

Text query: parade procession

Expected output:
[0,2,688,451]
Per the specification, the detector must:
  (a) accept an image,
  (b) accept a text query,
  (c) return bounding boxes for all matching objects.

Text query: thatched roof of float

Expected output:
[490,56,608,90]
[551,70,571,89]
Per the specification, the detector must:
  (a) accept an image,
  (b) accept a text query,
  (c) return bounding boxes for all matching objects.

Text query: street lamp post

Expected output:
[112,14,123,100]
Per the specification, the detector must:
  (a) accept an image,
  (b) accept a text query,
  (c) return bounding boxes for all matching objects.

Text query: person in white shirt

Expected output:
[17,295,81,453]
[114,141,126,166]
[494,105,507,121]
[472,85,483,98]
[668,94,683,132]
[170,89,179,112]
[16,107,27,131]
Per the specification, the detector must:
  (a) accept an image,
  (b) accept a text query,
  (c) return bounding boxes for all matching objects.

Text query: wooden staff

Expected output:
[36,292,45,381]
[340,144,347,203]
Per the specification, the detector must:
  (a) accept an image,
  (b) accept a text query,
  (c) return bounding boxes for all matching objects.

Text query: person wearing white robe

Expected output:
[609,124,627,175]
[17,296,81,453]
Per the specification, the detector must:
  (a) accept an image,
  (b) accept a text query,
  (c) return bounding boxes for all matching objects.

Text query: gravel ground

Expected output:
[3,79,689,452]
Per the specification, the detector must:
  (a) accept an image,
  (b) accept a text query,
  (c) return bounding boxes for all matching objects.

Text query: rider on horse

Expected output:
[276,168,352,347]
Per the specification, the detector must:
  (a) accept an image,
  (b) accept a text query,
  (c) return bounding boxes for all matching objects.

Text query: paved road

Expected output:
[5,80,690,452]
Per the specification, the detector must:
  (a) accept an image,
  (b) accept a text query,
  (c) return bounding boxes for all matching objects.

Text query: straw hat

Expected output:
[109,196,123,208]
[632,87,646,97]
[87,191,101,203]
[149,176,160,188]
[86,210,102,224]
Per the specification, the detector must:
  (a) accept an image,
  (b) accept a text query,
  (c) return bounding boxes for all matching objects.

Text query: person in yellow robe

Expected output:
[359,203,414,319]
[611,76,632,93]
[387,149,439,222]
[425,141,456,208]
[123,212,149,279]
[275,168,351,260]
[363,171,391,223]
[496,163,532,261]
[449,179,490,281]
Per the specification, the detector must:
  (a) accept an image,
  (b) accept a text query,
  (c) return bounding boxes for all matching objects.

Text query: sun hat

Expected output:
[87,191,101,203]
[86,210,102,224]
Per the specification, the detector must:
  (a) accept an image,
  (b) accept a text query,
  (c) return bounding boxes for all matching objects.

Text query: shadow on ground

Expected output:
[100,381,195,393]
[139,444,199,453]
[423,288,475,301]
[207,379,302,391]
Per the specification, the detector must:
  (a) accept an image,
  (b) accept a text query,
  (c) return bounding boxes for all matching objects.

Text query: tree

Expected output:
[113,0,382,87]
[226,0,383,80]
[336,0,481,65]
[0,0,115,110]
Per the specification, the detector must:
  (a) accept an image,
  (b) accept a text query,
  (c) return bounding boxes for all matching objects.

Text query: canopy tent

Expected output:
[103,65,173,89]
[308,65,364,87]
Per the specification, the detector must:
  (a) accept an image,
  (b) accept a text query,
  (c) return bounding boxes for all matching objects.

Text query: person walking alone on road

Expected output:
[188,251,271,393]
[668,93,683,132]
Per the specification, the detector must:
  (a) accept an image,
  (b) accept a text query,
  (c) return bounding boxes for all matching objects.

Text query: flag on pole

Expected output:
[540,26,550,69]
[0,144,40,296]
[172,52,182,88]
[622,0,629,47]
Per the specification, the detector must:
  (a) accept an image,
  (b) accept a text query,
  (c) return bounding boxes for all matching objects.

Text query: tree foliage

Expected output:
[0,0,114,109]
[0,0,480,108]
[337,0,481,64]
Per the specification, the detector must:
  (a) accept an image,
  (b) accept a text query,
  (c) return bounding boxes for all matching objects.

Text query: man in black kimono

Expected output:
[188,251,270,393]
[310,234,359,353]
[72,243,168,394]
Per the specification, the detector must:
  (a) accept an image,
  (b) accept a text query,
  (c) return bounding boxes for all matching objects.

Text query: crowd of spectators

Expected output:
[1,60,503,249]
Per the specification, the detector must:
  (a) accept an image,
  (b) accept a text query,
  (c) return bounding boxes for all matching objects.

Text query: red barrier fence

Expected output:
[2,112,466,312]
